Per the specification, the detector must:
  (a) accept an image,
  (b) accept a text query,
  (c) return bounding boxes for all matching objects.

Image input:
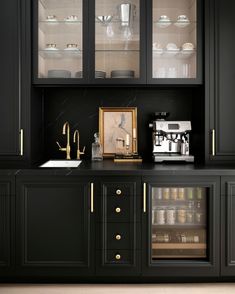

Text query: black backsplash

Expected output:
[43,87,204,162]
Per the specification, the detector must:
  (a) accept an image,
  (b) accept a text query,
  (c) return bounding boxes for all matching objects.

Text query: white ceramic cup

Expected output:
[177,15,188,21]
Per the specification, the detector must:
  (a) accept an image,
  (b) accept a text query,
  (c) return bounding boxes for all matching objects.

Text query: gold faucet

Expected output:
[56,121,71,160]
[73,130,85,160]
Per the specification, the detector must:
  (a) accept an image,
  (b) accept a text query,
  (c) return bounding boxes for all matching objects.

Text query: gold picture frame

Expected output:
[99,107,138,158]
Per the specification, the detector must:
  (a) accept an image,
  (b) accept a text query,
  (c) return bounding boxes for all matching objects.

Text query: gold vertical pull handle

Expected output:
[20,129,24,156]
[90,183,94,213]
[212,129,215,156]
[143,183,147,213]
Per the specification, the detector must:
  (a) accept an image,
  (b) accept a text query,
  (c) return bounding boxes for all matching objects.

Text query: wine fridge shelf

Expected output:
[152,243,207,250]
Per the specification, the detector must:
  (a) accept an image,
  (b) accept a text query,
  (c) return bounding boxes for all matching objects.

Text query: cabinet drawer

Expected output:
[102,183,136,198]
[97,222,140,250]
[101,250,135,265]
[100,196,138,223]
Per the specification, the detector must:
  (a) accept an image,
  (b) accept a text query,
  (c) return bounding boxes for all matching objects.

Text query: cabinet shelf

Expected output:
[153,49,196,59]
[152,255,207,259]
[39,50,82,59]
[96,49,140,52]
[153,21,197,33]
[39,21,82,34]
[39,0,82,9]
[152,224,206,229]
[152,243,207,250]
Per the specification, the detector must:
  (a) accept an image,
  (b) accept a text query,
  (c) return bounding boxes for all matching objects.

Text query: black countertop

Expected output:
[2,160,235,176]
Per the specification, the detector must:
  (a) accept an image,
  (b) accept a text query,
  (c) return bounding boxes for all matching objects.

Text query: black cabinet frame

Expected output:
[32,0,203,86]
[146,0,203,85]
[32,0,90,85]
[221,177,235,276]
[88,0,147,85]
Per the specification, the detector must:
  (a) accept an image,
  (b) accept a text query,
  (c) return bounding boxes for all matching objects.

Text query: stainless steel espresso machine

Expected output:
[149,112,194,163]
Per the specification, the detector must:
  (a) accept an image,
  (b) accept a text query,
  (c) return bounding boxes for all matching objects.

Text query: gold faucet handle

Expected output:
[56,141,66,151]
[80,146,86,154]
[56,141,62,149]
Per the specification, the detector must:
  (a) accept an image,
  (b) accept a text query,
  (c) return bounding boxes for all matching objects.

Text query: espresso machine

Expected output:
[149,112,194,163]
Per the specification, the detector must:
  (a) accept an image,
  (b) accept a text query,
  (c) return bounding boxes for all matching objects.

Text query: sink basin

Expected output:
[40,160,82,168]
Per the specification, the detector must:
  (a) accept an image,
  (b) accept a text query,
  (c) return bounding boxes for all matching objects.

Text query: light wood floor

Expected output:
[0,284,235,294]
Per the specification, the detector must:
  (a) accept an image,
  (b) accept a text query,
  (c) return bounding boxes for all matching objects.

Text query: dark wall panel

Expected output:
[43,87,203,161]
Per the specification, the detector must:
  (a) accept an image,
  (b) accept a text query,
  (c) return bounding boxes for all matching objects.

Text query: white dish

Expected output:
[44,47,59,51]
[182,42,194,50]
[64,48,80,51]
[166,43,178,51]
[156,21,171,28]
[174,21,190,28]
[40,160,82,168]
[65,15,78,22]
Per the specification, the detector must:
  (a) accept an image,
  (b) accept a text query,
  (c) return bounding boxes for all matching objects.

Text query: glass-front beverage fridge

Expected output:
[151,186,207,260]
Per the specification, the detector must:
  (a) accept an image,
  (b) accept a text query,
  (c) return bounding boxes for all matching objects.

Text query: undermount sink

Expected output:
[40,160,82,168]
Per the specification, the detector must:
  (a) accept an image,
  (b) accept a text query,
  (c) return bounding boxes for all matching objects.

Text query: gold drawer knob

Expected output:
[115,254,121,260]
[115,234,121,240]
[115,207,121,213]
[116,189,122,195]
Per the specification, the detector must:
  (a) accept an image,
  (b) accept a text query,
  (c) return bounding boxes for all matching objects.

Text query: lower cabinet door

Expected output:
[16,176,95,278]
[142,176,220,278]
[0,180,13,272]
[221,177,235,276]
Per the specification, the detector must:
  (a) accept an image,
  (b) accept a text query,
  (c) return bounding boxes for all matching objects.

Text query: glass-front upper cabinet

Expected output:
[35,0,87,83]
[149,0,202,84]
[92,0,146,83]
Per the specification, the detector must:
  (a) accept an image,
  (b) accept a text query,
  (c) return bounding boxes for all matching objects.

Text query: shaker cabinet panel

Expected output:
[221,177,235,276]
[0,0,21,155]
[0,182,12,268]
[16,177,94,277]
[208,0,235,161]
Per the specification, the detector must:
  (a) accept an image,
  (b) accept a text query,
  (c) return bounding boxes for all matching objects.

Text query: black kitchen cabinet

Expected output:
[0,176,15,278]
[206,0,235,162]
[0,0,24,159]
[96,177,141,276]
[147,0,203,85]
[142,176,220,278]
[33,0,204,86]
[221,177,235,276]
[16,176,95,278]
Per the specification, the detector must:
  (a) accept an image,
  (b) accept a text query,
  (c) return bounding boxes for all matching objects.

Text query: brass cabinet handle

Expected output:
[20,129,24,156]
[116,189,122,195]
[115,207,121,213]
[115,254,121,260]
[90,183,94,213]
[115,234,121,240]
[143,183,147,213]
[212,129,215,156]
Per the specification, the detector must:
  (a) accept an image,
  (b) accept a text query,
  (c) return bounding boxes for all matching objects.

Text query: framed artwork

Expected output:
[99,107,138,157]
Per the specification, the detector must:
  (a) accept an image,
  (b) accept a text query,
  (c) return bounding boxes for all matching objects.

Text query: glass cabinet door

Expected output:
[151,0,199,81]
[94,0,142,81]
[37,0,84,80]
[151,186,207,259]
